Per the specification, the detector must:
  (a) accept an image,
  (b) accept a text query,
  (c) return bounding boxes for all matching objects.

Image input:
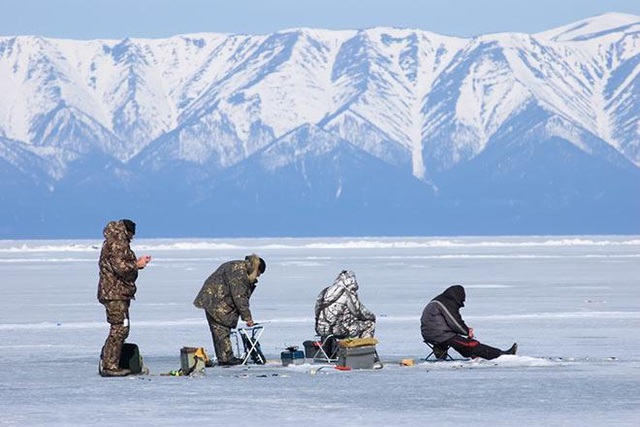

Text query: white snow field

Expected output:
[0,236,638,426]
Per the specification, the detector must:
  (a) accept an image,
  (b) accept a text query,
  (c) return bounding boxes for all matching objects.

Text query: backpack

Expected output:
[119,343,144,374]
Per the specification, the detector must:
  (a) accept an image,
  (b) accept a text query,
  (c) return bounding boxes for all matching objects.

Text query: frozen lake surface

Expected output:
[0,235,639,426]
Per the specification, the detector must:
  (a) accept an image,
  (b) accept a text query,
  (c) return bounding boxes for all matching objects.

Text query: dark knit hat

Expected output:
[121,219,136,235]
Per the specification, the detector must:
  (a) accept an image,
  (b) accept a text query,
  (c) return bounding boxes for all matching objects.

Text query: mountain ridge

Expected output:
[0,13,638,238]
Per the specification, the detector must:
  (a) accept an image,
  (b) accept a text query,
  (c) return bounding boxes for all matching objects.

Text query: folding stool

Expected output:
[312,334,345,363]
[234,325,266,365]
[424,340,454,361]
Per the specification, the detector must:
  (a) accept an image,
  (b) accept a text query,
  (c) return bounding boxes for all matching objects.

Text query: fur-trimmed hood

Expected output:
[245,253,264,284]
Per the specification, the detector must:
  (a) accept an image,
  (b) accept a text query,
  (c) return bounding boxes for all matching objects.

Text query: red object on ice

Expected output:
[334,365,351,371]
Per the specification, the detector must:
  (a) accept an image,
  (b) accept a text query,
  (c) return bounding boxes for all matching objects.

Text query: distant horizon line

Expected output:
[1,234,638,245]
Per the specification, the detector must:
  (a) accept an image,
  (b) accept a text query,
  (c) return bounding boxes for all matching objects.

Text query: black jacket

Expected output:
[420,285,470,344]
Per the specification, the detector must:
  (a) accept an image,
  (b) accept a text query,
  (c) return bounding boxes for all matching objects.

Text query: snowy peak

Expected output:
[0,15,639,237]
[537,13,639,42]
[1,16,638,173]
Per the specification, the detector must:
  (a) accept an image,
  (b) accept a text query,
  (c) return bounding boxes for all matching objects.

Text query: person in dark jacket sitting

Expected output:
[420,285,517,360]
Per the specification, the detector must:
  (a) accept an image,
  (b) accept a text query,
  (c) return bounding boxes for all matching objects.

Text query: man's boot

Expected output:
[504,343,518,355]
[100,366,131,377]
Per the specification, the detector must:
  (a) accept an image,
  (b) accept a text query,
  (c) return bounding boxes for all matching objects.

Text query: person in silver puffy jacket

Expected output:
[315,270,376,339]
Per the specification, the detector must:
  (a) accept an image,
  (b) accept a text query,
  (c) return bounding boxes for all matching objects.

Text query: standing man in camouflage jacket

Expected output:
[97,219,151,377]
[193,254,266,366]
[315,270,376,339]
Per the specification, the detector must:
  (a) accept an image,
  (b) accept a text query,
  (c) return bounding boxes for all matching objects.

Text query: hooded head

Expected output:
[335,270,358,292]
[441,284,466,308]
[103,220,131,242]
[245,254,266,284]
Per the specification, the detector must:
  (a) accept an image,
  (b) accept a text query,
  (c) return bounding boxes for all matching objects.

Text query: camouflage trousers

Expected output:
[349,319,376,339]
[205,312,235,363]
[101,300,131,370]
[325,319,376,339]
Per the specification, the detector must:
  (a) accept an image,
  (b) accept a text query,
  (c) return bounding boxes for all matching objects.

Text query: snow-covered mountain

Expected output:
[0,13,638,238]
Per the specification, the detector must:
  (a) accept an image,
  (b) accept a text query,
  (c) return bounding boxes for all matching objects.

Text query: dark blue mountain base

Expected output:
[1,132,638,238]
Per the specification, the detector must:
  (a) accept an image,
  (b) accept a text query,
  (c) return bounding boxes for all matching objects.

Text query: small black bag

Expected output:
[119,343,144,374]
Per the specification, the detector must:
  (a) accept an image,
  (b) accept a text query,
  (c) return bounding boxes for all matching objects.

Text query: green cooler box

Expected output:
[337,345,376,369]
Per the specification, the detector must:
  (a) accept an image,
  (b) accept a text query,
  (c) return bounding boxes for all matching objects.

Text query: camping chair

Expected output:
[312,334,345,363]
[231,325,266,365]
[424,340,454,361]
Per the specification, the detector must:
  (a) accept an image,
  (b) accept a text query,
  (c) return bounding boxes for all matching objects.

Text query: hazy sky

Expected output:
[1,0,638,39]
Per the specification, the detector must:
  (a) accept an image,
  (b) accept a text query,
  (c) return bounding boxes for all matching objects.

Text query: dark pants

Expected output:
[101,300,130,370]
[205,311,235,363]
[445,335,504,360]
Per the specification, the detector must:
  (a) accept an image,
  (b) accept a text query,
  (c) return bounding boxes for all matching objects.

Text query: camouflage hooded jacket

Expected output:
[97,220,139,303]
[193,254,262,328]
[315,270,376,336]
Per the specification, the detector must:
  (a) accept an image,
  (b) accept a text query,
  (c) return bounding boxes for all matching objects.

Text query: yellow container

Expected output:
[180,347,208,373]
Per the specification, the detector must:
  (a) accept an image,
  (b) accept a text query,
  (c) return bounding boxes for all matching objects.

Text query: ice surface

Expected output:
[0,236,638,426]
